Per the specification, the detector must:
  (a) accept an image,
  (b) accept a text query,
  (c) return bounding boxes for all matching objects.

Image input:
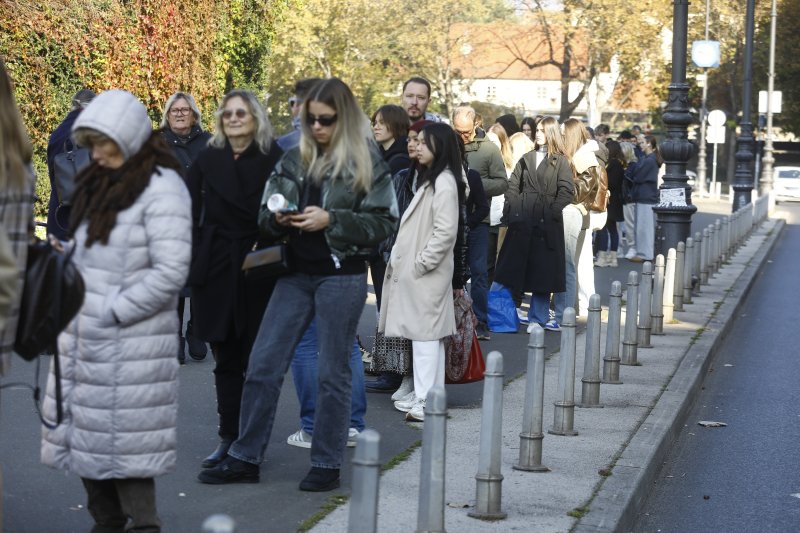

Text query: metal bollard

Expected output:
[417,386,447,532]
[603,281,623,384]
[469,352,506,520]
[348,429,381,533]
[621,272,639,366]
[514,325,549,472]
[683,238,694,304]
[549,308,578,436]
[578,294,603,408]
[636,261,653,349]
[714,219,722,272]
[700,227,710,285]
[721,217,730,263]
[663,249,676,323]
[674,242,685,311]
[693,231,702,295]
[202,515,236,533]
[651,255,665,335]
[706,224,715,276]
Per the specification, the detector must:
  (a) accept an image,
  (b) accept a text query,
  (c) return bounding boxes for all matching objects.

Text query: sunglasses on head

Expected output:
[306,113,338,127]
[222,108,248,120]
[289,97,300,106]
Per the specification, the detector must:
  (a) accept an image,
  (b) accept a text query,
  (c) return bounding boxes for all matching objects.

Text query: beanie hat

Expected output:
[495,114,520,136]
[72,90,152,161]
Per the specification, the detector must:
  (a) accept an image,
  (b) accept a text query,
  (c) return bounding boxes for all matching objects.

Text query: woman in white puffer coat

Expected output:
[40,90,192,532]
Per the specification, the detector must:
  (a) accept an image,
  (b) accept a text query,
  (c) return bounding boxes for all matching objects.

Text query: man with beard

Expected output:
[400,77,441,124]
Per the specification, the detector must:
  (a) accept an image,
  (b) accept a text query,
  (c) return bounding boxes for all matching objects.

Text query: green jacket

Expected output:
[258,146,399,263]
[464,136,509,223]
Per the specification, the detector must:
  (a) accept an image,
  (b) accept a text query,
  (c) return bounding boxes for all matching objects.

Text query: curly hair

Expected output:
[69,130,182,247]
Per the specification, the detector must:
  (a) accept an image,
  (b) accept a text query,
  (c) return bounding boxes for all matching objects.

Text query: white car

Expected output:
[773,166,800,203]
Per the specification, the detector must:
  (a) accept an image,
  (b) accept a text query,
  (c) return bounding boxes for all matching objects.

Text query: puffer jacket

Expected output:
[41,168,191,479]
[259,146,399,263]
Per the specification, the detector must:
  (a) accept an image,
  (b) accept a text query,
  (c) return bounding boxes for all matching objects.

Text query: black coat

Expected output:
[494,152,574,294]
[606,158,625,222]
[186,140,283,342]
[162,125,212,176]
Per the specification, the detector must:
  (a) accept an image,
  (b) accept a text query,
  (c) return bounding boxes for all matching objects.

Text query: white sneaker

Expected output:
[516,308,529,325]
[347,427,360,448]
[625,247,638,260]
[405,399,425,422]
[394,394,418,413]
[287,429,312,449]
[391,375,414,401]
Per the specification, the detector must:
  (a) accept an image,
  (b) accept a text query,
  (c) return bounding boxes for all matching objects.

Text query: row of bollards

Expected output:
[343,199,770,530]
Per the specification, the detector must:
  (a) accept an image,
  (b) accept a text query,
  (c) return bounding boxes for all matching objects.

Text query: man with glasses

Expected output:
[452,105,508,340]
[277,78,322,151]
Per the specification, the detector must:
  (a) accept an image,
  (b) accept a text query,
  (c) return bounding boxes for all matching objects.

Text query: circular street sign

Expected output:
[707,109,726,127]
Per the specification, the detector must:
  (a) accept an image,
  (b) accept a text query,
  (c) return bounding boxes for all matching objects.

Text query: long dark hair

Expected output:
[70,131,182,247]
[417,123,466,202]
[644,135,664,166]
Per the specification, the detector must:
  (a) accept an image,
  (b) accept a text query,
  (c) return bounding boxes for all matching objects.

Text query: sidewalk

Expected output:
[312,216,783,533]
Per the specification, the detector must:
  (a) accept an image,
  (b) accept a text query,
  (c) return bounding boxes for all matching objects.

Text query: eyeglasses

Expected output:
[454,127,474,137]
[306,114,338,127]
[289,97,301,107]
[222,108,249,120]
[170,107,192,116]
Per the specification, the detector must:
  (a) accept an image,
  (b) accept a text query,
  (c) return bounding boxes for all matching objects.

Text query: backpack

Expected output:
[575,165,609,212]
[14,238,86,427]
[52,141,91,207]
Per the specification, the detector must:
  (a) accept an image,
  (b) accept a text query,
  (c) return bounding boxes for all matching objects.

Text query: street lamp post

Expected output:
[732,0,757,211]
[759,0,778,195]
[653,0,697,257]
[696,0,712,197]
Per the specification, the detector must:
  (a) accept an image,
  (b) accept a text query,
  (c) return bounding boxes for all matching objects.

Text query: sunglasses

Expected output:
[306,113,338,127]
[222,108,249,120]
[289,97,301,107]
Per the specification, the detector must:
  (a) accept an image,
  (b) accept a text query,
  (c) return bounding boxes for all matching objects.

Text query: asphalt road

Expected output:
[0,204,729,532]
[635,203,800,532]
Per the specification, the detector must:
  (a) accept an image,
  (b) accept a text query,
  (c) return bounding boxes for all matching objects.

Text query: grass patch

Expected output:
[688,327,706,347]
[567,505,590,519]
[296,494,349,532]
[381,439,422,472]
[669,319,681,325]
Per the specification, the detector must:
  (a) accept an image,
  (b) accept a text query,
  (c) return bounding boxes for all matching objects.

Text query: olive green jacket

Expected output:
[464,136,509,224]
[258,146,399,263]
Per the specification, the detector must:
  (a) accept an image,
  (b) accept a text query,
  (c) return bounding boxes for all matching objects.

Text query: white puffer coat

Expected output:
[41,169,191,479]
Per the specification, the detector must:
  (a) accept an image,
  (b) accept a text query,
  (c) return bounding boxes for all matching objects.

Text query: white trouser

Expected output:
[576,211,606,315]
[411,339,445,401]
[623,203,636,250]
[634,203,655,260]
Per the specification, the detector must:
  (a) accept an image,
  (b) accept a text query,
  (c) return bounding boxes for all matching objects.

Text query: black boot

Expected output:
[186,320,208,361]
[299,467,340,492]
[201,437,234,469]
[177,337,186,365]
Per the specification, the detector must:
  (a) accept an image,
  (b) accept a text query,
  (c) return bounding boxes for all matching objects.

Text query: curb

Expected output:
[574,218,785,533]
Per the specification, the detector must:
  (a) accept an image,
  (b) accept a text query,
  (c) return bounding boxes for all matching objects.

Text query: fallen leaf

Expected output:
[724,364,733,367]
[698,421,727,427]
[791,493,800,499]
[178,492,186,497]
[447,502,471,508]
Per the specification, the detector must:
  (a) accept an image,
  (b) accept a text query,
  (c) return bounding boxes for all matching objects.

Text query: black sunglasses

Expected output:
[222,108,249,120]
[306,113,338,127]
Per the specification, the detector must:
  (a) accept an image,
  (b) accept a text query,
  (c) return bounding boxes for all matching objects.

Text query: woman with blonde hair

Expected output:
[555,118,607,325]
[186,89,283,470]
[198,78,398,492]
[0,58,35,377]
[494,116,573,328]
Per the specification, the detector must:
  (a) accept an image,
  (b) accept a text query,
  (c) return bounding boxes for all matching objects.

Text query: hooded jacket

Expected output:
[41,90,192,480]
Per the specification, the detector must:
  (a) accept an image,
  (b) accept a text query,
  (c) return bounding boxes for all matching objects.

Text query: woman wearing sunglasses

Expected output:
[186,90,283,471]
[198,78,398,492]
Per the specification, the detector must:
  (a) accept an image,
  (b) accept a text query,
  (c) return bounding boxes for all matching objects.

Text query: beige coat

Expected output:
[379,169,458,341]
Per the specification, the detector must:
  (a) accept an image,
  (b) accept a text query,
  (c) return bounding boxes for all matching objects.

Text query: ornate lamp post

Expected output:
[759,0,778,196]
[732,0,757,210]
[653,0,697,257]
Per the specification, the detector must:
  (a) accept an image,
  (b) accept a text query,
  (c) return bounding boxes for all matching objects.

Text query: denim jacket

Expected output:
[258,146,399,264]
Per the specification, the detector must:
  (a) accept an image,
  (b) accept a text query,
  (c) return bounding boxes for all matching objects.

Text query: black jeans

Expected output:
[81,477,160,533]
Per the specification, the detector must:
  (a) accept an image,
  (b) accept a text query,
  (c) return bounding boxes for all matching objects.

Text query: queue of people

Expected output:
[0,54,665,530]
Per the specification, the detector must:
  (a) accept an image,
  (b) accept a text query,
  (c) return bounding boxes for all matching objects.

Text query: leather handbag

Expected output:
[446,291,485,384]
[241,242,290,279]
[446,332,485,384]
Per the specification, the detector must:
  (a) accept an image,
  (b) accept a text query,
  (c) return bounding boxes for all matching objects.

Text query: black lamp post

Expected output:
[653,0,697,257]
[732,0,757,211]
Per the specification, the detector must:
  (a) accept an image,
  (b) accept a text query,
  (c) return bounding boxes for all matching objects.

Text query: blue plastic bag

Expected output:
[487,282,518,333]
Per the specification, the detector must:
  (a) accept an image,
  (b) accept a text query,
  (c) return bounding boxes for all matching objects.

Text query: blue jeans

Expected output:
[528,292,551,327]
[468,223,489,324]
[291,318,366,435]
[228,272,367,469]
